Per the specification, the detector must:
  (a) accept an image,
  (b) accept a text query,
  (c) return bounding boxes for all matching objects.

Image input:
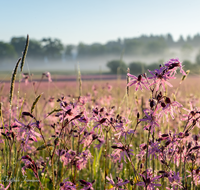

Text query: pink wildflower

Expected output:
[165,58,186,76]
[148,67,175,91]
[60,179,76,190]
[106,174,129,189]
[187,169,200,186]
[111,143,134,163]
[79,179,95,190]
[137,169,161,189]
[159,97,182,120]
[43,71,52,82]
[166,171,182,189]
[127,74,149,91]
[140,109,159,134]
[94,136,105,149]
[182,102,200,128]
[21,73,30,85]
[76,150,92,170]
[15,119,41,145]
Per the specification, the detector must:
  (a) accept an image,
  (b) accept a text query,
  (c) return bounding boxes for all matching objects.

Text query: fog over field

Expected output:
[1,34,200,73]
[1,47,199,73]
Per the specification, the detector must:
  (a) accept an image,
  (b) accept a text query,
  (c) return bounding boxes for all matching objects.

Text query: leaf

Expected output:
[46,109,62,117]
[22,111,34,118]
[9,58,21,105]
[0,102,3,126]
[181,70,190,81]
[0,102,2,117]
[31,93,42,113]
[36,144,53,151]
[93,147,103,178]
[20,34,29,72]
[1,133,6,137]
[189,146,200,152]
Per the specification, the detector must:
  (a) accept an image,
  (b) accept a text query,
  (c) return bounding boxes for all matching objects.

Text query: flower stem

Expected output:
[145,126,151,190]
[104,130,108,190]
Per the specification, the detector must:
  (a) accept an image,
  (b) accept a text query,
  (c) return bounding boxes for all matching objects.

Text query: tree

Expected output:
[145,39,167,54]
[195,52,200,65]
[0,41,17,60]
[10,37,26,56]
[78,42,106,56]
[105,40,122,54]
[192,33,200,46]
[177,35,185,46]
[129,61,145,75]
[66,45,76,56]
[107,60,127,74]
[11,37,44,58]
[28,39,44,58]
[147,63,160,72]
[166,33,174,47]
[186,35,192,43]
[77,43,90,56]
[41,38,64,59]
[124,39,143,55]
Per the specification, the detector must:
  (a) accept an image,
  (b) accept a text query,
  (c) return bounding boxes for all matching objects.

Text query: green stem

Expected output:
[152,131,155,174]
[183,156,187,189]
[191,161,194,190]
[104,131,108,190]
[51,155,55,190]
[145,126,151,190]
[73,134,80,183]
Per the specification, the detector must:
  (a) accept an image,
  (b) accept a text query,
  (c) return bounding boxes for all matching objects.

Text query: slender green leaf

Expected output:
[10,58,21,105]
[31,93,42,113]
[20,34,29,72]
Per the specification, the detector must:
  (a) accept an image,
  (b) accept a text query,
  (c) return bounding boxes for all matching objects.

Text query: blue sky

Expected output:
[1,0,200,45]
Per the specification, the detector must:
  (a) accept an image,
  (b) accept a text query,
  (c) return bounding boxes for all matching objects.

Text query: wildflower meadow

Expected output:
[1,35,200,190]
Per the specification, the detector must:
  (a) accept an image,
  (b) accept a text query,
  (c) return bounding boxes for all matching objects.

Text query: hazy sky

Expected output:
[1,0,200,45]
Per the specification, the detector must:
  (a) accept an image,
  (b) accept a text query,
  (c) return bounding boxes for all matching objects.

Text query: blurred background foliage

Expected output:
[1,33,200,74]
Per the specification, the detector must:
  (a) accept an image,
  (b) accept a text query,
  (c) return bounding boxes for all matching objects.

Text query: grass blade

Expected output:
[20,34,29,72]
[0,102,3,126]
[46,109,62,118]
[9,58,21,105]
[31,93,42,114]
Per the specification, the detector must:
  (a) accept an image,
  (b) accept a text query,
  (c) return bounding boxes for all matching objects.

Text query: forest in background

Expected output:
[1,33,200,73]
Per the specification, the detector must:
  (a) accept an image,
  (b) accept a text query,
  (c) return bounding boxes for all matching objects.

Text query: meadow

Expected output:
[1,36,200,190]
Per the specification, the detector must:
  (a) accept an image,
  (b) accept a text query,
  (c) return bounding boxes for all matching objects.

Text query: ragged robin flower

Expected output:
[127,74,149,91]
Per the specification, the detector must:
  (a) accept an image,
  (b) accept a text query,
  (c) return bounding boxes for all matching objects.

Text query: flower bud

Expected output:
[165,97,171,104]
[161,102,166,108]
[54,137,59,146]
[138,75,142,81]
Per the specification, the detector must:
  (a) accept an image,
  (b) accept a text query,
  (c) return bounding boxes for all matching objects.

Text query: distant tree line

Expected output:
[0,37,64,61]
[69,33,200,57]
[106,58,200,75]
[1,34,200,62]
